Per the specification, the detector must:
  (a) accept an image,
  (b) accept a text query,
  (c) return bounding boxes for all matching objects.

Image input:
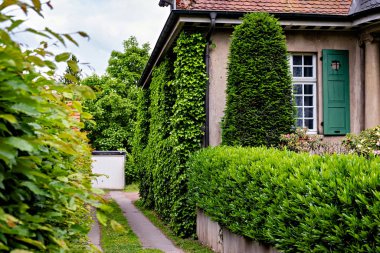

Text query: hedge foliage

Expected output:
[222,12,295,147]
[188,146,380,252]
[0,1,100,251]
[135,32,207,236]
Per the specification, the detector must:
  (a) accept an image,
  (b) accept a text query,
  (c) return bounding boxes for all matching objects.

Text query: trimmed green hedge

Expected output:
[222,12,295,147]
[188,147,380,252]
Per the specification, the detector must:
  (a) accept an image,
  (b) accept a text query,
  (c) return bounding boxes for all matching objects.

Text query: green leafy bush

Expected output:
[344,125,380,157]
[188,146,380,252]
[0,1,100,251]
[280,127,348,155]
[222,12,295,147]
[136,32,207,237]
[280,127,324,152]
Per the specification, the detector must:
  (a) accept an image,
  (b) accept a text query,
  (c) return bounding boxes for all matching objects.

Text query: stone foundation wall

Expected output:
[197,209,280,253]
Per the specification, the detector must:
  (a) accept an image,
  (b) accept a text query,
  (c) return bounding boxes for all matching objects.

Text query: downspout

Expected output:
[203,12,217,147]
[360,40,365,132]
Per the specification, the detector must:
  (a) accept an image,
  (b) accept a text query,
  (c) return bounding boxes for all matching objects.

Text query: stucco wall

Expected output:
[209,30,232,146]
[208,29,363,146]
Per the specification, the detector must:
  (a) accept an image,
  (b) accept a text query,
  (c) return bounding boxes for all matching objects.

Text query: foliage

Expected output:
[188,146,380,253]
[135,200,214,253]
[222,12,295,147]
[100,200,162,253]
[82,75,139,151]
[344,125,380,157]
[280,127,323,152]
[83,37,149,153]
[0,1,102,251]
[124,183,139,192]
[280,128,349,155]
[137,59,174,210]
[136,32,207,237]
[125,87,149,184]
[59,55,82,85]
[107,36,150,86]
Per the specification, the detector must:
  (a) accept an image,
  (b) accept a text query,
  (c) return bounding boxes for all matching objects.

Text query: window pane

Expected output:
[305,119,314,129]
[293,84,302,94]
[304,55,313,65]
[291,53,316,133]
[304,85,313,94]
[293,55,302,65]
[304,67,313,77]
[304,96,313,106]
[293,67,302,77]
[297,107,303,117]
[295,96,303,106]
[304,108,314,117]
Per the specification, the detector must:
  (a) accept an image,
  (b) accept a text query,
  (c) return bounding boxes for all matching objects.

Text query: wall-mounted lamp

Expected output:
[331,60,341,71]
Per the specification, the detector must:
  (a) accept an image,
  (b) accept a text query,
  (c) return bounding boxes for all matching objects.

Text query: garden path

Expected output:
[109,191,184,253]
[89,209,103,252]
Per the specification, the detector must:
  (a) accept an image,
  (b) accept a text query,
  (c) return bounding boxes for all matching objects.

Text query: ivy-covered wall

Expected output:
[134,32,207,236]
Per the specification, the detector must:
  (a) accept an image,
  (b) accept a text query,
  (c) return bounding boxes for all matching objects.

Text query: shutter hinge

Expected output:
[320,56,323,61]
[321,121,324,126]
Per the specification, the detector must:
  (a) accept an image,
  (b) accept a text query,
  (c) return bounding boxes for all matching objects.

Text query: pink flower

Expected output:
[373,150,380,156]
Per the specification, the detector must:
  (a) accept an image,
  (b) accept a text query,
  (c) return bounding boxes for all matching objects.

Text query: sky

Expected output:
[12,0,170,76]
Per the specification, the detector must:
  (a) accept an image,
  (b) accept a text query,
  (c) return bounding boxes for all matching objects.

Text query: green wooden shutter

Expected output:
[323,49,350,135]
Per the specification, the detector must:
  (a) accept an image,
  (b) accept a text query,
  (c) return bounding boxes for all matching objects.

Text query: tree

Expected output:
[82,75,139,151]
[222,13,295,147]
[107,36,150,86]
[82,36,150,151]
[59,54,82,85]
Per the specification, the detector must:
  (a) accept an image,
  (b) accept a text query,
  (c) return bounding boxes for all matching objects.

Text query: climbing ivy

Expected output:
[127,87,150,185]
[136,32,207,237]
[222,12,295,147]
[169,33,207,236]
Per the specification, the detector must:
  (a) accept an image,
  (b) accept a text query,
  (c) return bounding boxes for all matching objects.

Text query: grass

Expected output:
[124,183,139,192]
[135,200,213,253]
[100,199,162,253]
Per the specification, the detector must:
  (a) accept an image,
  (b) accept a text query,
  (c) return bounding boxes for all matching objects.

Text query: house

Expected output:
[139,0,380,146]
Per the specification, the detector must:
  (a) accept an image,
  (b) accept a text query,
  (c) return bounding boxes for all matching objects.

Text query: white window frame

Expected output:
[289,53,317,134]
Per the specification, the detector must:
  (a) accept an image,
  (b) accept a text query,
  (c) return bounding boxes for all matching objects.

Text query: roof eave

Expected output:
[138,10,364,88]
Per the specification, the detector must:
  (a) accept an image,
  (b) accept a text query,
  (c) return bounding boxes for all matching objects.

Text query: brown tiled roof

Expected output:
[176,0,353,15]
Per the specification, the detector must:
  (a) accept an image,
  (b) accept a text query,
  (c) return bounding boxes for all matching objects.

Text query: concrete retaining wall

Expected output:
[197,209,279,253]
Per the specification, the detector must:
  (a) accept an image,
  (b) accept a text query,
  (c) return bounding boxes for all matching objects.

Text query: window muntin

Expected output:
[290,54,317,133]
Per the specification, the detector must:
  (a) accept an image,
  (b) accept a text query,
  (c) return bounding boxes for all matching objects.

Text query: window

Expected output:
[290,54,317,133]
